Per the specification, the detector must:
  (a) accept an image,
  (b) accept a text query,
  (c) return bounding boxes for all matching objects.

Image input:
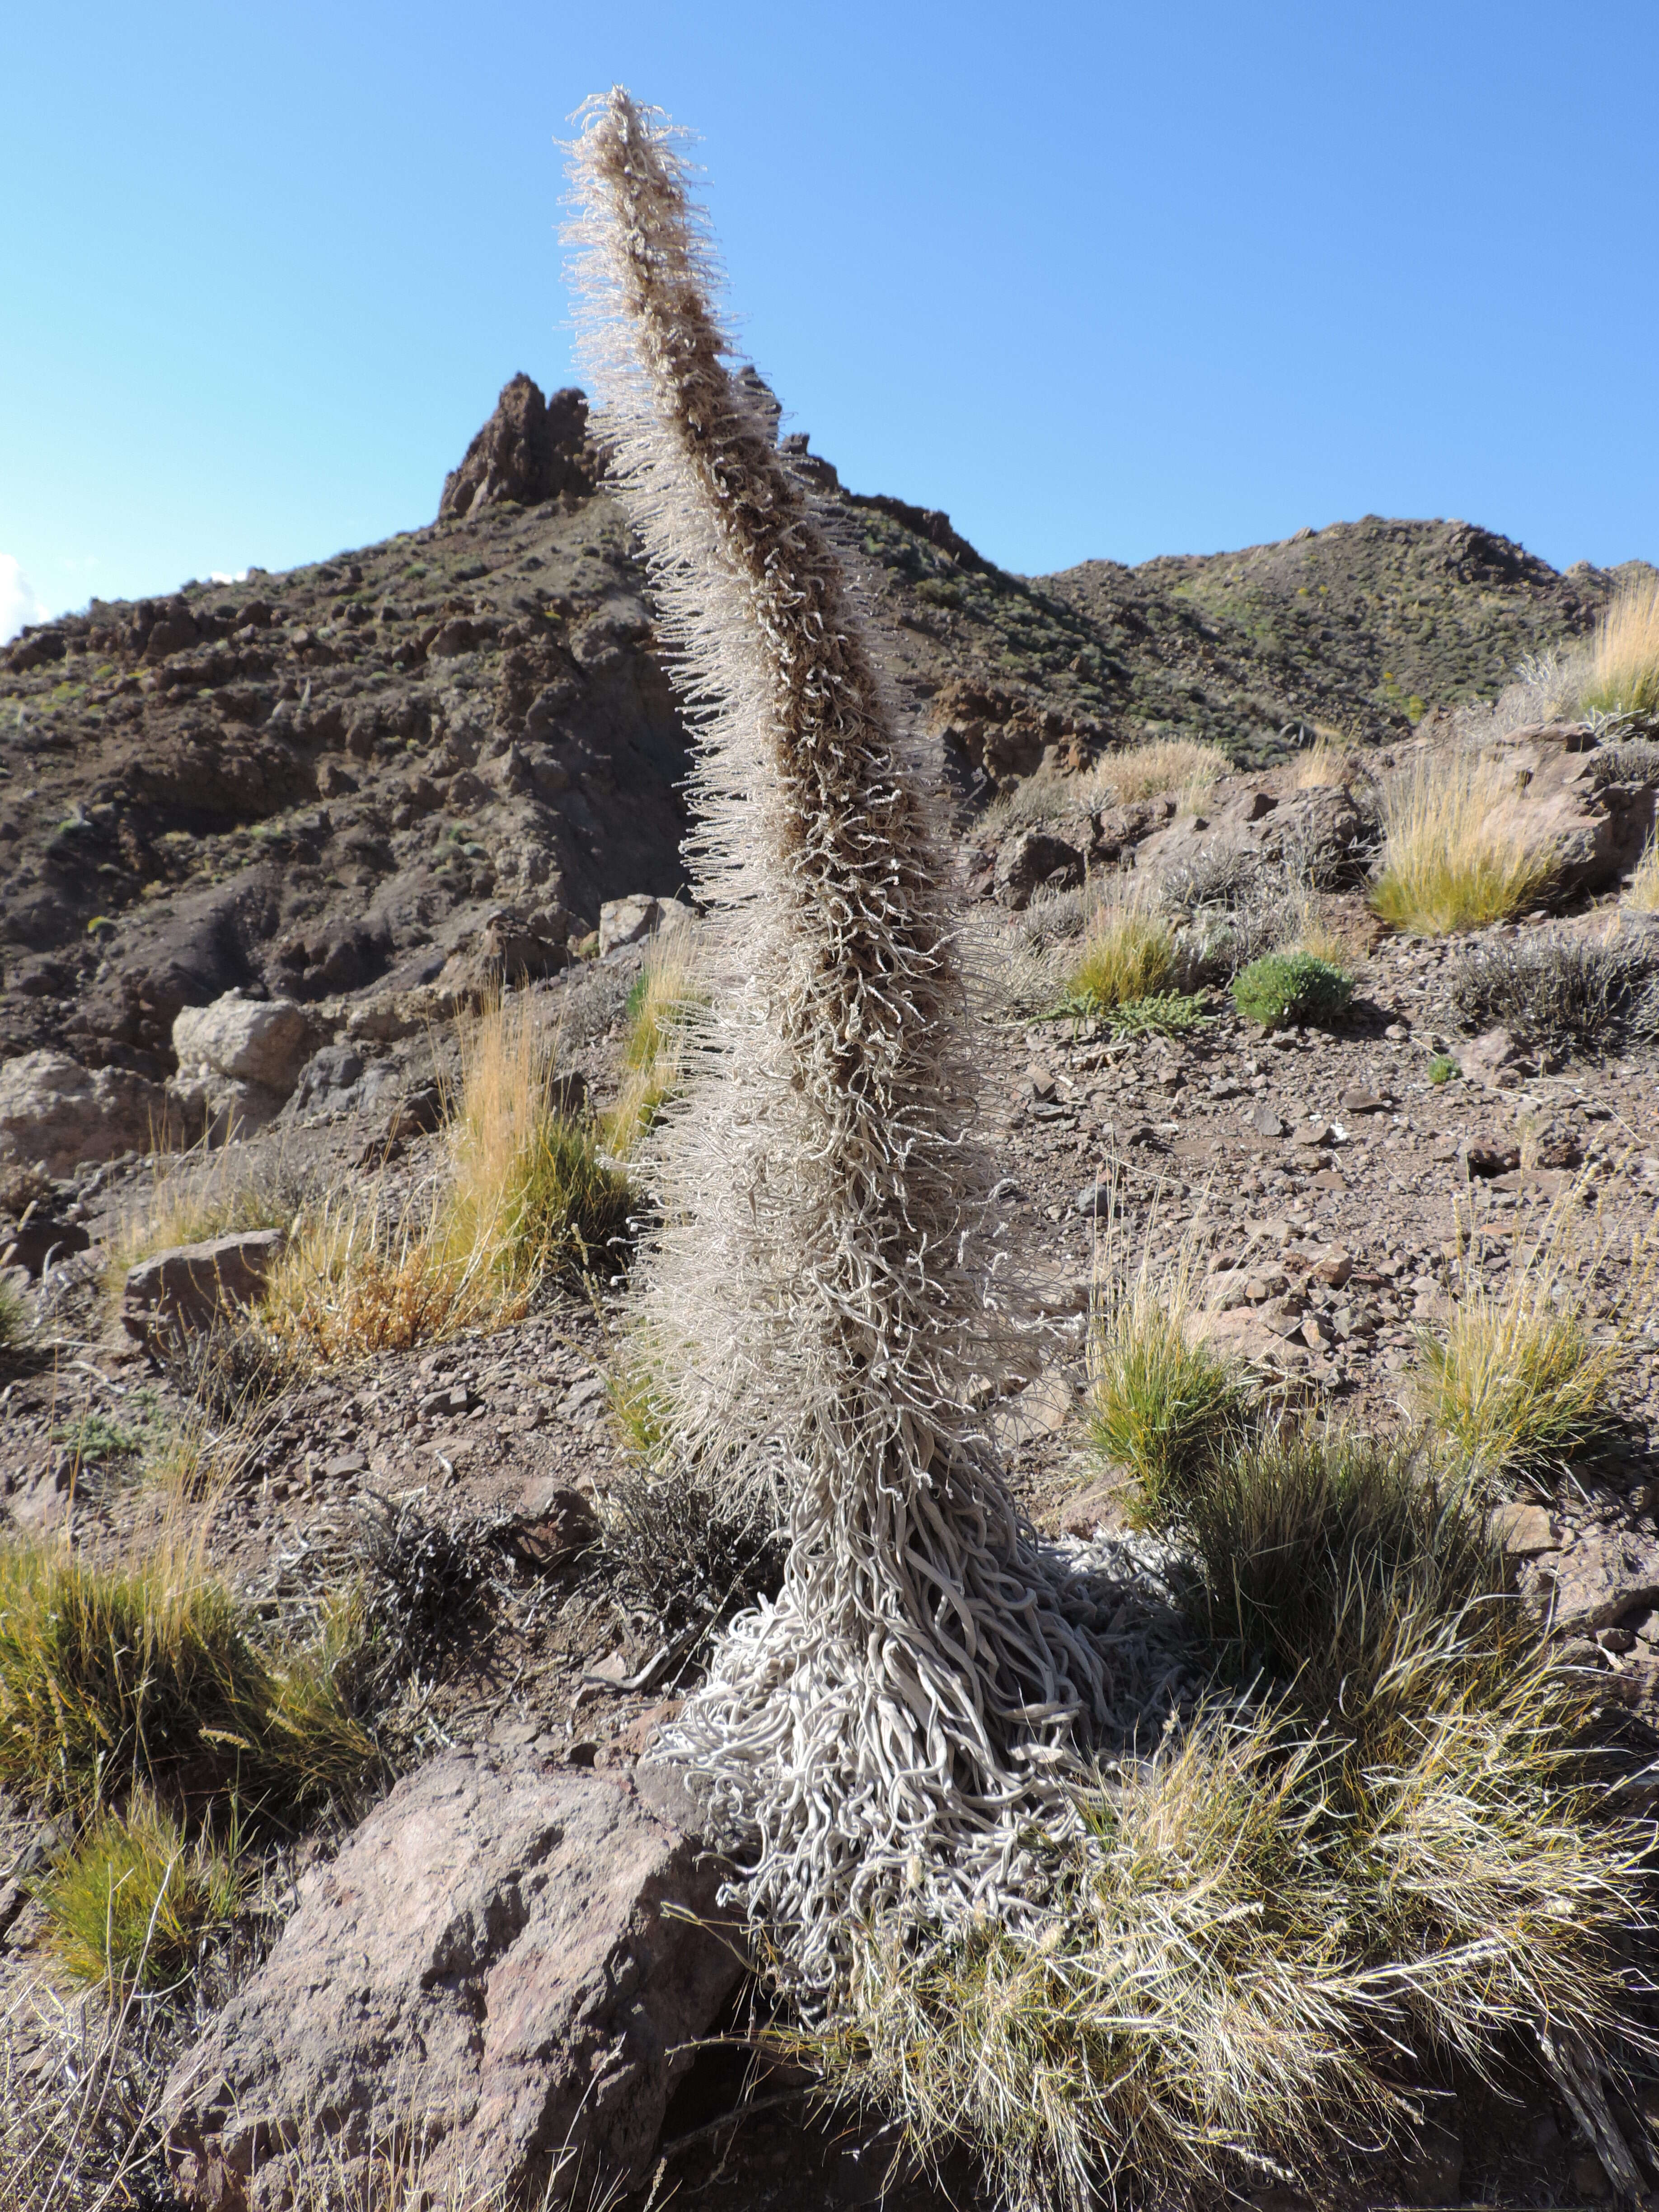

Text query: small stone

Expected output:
[1461,1026,1522,1089]
[1312,1247,1353,1287]
[1291,1119,1332,1148]
[1383,1022,1410,1040]
[1055,1479,1124,1540]
[1247,1101,1284,1138]
[323,1450,366,1480]
[1259,1298,1306,1339]
[1339,1086,1387,1113]
[1488,1501,1557,1557]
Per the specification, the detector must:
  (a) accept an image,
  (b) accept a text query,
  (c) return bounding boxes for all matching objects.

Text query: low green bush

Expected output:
[1230,951,1353,1030]
[1108,991,1209,1039]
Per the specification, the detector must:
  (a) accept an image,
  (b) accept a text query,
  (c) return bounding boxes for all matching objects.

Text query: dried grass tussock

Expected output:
[980,737,1228,834]
[1096,736,1229,806]
[1371,744,1556,934]
[1625,830,1659,912]
[262,995,629,1360]
[570,89,1112,2003]
[1580,572,1659,725]
[802,1430,1652,2210]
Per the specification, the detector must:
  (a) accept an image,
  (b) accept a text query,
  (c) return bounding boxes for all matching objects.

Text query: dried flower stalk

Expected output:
[568,87,1110,2000]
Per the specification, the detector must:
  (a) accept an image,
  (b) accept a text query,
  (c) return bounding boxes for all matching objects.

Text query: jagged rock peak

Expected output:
[438,374,598,521]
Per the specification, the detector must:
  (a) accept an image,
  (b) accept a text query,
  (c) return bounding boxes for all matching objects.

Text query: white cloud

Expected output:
[0,555,49,646]
[210,569,250,586]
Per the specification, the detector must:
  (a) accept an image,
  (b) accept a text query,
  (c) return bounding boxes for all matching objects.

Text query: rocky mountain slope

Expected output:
[0,374,1640,1089]
[3,378,1659,2212]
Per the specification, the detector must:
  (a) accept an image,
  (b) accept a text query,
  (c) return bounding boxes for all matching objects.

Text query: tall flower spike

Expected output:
[569,87,1114,2001]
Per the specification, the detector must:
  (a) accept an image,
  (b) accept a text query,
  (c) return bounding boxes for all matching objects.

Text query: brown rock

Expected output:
[1339,1086,1388,1113]
[0,1050,167,1176]
[1312,1247,1353,1287]
[1489,1502,1557,1558]
[122,1228,286,1348]
[1540,1532,1659,1636]
[1479,723,1658,898]
[163,1755,742,2212]
[1458,1027,1522,1089]
[438,375,597,521]
[994,829,1083,909]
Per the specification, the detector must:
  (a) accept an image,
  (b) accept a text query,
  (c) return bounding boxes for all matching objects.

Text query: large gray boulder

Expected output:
[0,1050,166,1176]
[169,992,313,1139]
[163,1754,743,2212]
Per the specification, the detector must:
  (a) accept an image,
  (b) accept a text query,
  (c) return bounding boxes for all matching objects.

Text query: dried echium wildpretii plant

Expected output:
[568,88,1111,2003]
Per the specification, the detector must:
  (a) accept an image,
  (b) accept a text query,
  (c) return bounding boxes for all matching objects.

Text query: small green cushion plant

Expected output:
[1231,952,1353,1030]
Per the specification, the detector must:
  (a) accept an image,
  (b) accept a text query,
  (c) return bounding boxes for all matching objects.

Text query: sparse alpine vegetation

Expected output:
[1410,1184,1649,1480]
[1086,1246,1251,1517]
[1446,926,1657,1052]
[806,1425,1648,2212]
[0,1532,377,1817]
[1058,905,1179,1014]
[1577,574,1659,726]
[42,1792,249,1992]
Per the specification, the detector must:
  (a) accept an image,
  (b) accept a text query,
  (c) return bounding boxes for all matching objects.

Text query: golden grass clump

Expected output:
[1412,1226,1631,1482]
[1292,734,1357,788]
[262,1201,499,1361]
[605,933,698,1155]
[1097,736,1229,806]
[1625,830,1659,913]
[978,739,1231,839]
[0,1532,376,1816]
[1059,906,1178,1013]
[1579,574,1659,724]
[262,995,631,1362]
[1086,1240,1250,1514]
[42,1791,247,1992]
[1370,744,1556,934]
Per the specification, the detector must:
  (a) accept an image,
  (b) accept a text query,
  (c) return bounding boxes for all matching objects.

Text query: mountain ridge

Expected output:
[0,375,1646,1083]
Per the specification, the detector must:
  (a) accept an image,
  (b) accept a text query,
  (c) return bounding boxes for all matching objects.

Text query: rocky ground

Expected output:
[4,377,1659,2211]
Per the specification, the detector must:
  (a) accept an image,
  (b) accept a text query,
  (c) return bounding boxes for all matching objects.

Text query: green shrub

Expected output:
[1230,951,1352,1029]
[1107,991,1209,1039]
[1428,1053,1459,1084]
[41,1794,247,1991]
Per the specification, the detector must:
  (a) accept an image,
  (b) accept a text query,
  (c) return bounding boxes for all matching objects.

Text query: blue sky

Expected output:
[3,1,1655,637]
